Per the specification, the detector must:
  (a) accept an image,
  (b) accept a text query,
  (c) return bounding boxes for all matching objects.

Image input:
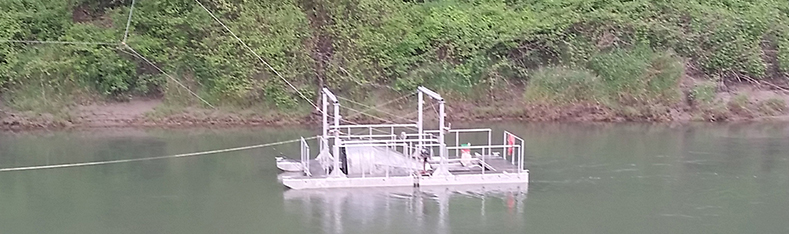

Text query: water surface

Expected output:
[1,123,788,234]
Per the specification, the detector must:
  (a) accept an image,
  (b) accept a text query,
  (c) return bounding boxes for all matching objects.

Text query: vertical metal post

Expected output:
[512,145,516,165]
[329,101,345,178]
[318,135,322,152]
[322,91,328,143]
[519,143,524,173]
[418,91,423,158]
[305,138,311,176]
[300,137,304,174]
[487,130,491,157]
[435,100,449,176]
[481,145,486,176]
[502,132,506,161]
[455,131,459,159]
[418,86,450,176]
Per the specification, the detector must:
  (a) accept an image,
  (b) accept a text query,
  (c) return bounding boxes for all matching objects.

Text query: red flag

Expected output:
[507,134,515,155]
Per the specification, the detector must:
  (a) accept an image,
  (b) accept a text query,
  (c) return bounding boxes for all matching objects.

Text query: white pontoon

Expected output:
[277,86,529,190]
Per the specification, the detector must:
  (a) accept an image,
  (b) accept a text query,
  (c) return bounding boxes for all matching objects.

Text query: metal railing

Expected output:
[300,137,311,176]
[394,142,526,174]
[446,144,523,174]
[313,128,526,177]
[503,131,525,173]
[426,128,493,159]
[331,123,420,141]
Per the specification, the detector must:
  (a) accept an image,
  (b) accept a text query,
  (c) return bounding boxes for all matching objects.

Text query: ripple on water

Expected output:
[612,168,639,173]
[659,213,700,219]
[577,163,608,168]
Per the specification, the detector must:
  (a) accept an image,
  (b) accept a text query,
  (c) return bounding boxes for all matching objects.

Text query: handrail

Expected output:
[425,128,493,161]
[424,128,492,133]
[332,124,417,129]
[343,139,440,144]
[503,131,525,173]
[317,127,526,176]
[339,134,397,138]
[300,137,311,176]
[446,145,520,150]
[339,143,408,148]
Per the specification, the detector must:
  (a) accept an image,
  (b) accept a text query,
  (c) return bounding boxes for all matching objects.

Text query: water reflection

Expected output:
[282,184,527,234]
[2,122,788,234]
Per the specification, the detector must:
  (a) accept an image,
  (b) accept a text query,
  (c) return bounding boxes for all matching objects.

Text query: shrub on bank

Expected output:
[0,0,788,119]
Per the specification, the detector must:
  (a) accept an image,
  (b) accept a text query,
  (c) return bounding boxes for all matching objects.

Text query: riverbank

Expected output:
[4,0,789,132]
[2,82,788,132]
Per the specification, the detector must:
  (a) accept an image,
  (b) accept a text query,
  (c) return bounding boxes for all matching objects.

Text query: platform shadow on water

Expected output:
[281,183,528,234]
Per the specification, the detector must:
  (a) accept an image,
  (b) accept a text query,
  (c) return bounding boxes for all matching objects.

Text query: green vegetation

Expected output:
[524,66,602,104]
[525,46,682,118]
[728,93,753,116]
[689,82,717,107]
[587,47,683,105]
[758,98,787,115]
[2,0,789,120]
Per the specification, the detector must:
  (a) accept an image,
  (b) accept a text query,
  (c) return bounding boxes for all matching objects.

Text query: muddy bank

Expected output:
[3,86,789,132]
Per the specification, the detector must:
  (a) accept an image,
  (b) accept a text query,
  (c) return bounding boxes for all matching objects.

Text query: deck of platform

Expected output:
[280,154,528,190]
[301,154,520,177]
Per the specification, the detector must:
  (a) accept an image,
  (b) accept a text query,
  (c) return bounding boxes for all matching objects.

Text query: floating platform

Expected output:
[281,154,528,189]
[276,86,529,190]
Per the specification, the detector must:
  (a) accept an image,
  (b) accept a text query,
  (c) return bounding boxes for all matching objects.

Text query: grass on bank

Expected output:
[524,47,683,117]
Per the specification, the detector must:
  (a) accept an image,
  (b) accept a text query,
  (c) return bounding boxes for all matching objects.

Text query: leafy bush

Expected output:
[758,98,787,115]
[2,0,789,111]
[587,46,683,105]
[688,82,717,106]
[524,66,602,104]
[779,37,789,72]
[728,93,752,116]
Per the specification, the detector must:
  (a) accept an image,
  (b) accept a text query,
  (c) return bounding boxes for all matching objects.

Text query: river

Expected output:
[1,122,788,234]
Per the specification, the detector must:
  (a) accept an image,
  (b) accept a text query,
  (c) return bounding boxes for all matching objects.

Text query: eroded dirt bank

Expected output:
[2,83,788,132]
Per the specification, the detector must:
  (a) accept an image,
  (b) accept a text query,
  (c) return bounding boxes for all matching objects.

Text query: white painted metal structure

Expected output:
[279,86,529,190]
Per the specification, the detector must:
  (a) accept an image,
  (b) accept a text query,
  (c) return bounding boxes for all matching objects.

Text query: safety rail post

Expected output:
[418,90,423,166]
[300,137,311,177]
[487,130,491,157]
[300,137,304,174]
[504,131,513,165]
[519,143,524,173]
[317,135,322,152]
[322,90,328,142]
[418,86,449,176]
[502,130,526,172]
[519,135,525,173]
[502,131,507,162]
[324,88,345,178]
[481,144,486,176]
[455,131,459,159]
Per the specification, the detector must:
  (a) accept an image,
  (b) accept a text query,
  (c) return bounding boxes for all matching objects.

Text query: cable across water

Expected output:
[0,136,317,172]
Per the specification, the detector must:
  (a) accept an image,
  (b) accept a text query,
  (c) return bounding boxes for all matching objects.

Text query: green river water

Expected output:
[1,122,788,234]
